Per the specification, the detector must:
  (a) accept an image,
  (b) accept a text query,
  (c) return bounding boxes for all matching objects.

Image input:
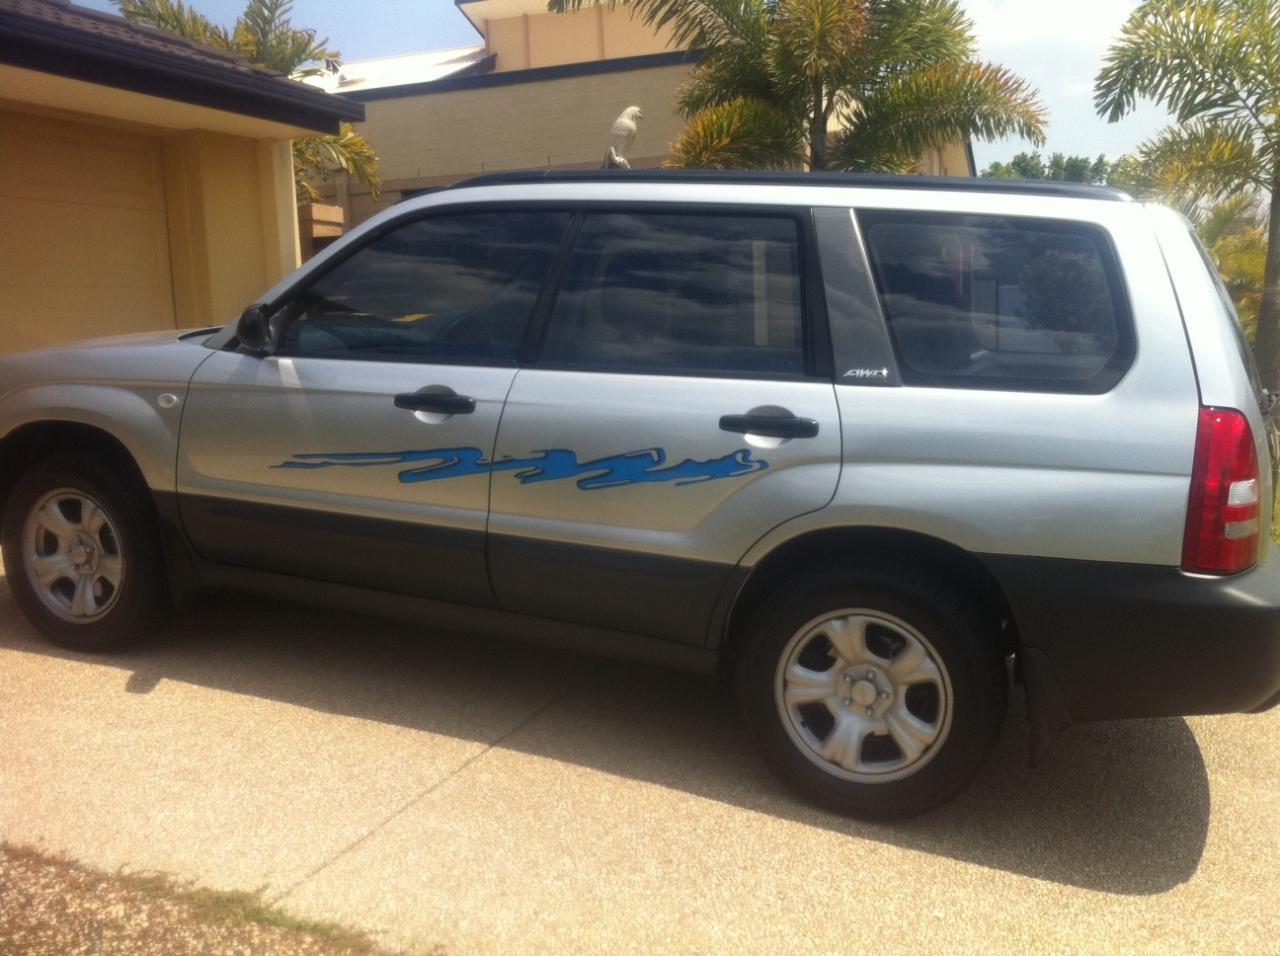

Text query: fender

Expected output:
[0,330,216,493]
[0,383,185,493]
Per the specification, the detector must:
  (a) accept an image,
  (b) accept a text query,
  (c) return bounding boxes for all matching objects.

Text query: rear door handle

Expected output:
[394,391,476,415]
[719,413,819,439]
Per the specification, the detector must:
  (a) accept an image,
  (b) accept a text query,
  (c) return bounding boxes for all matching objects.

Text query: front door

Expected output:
[487,209,842,643]
[177,208,572,606]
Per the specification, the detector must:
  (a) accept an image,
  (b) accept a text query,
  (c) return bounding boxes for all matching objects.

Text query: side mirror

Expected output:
[236,303,273,353]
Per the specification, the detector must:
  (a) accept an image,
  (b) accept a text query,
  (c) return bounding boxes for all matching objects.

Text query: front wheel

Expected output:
[737,563,1007,819]
[2,452,168,651]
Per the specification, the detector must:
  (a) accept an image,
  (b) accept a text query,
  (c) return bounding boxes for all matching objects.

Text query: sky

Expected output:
[962,0,1173,168]
[77,0,1174,169]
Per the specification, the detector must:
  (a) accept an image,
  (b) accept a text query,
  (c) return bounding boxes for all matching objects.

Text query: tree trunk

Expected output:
[1255,171,1280,392]
[809,79,827,171]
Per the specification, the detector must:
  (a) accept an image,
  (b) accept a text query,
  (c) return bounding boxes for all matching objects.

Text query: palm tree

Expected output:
[1098,151,1267,338]
[114,0,380,203]
[1199,194,1269,339]
[1095,0,1280,389]
[548,0,1047,172]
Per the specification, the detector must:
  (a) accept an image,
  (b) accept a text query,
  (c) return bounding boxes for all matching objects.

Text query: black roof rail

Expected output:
[445,168,1133,202]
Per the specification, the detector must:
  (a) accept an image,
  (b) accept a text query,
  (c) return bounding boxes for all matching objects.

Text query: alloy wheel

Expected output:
[22,489,126,624]
[775,609,953,783]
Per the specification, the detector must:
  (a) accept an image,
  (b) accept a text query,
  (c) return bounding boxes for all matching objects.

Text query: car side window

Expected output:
[539,212,805,378]
[858,210,1133,393]
[276,211,571,364]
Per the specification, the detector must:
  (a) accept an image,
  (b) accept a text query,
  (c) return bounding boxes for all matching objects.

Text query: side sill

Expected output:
[192,558,720,675]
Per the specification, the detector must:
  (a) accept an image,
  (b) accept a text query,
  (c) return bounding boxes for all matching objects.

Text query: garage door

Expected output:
[0,109,175,354]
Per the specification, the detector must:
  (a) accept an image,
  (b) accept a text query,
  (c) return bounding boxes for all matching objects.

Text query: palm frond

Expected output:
[293,124,381,204]
[232,0,340,76]
[1094,0,1278,126]
[113,0,233,49]
[666,97,804,169]
[856,0,975,85]
[832,59,1046,170]
[1212,224,1268,334]
[676,53,776,116]
[1135,117,1267,200]
[1196,191,1267,246]
[673,10,774,116]
[823,137,920,174]
[772,0,868,83]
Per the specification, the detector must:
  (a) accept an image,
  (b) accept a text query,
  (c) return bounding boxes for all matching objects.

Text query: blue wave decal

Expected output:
[276,446,768,490]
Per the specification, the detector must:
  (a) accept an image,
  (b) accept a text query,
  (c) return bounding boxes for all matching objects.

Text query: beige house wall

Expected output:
[341,62,692,224]
[920,141,974,178]
[483,7,677,72]
[162,130,301,328]
[486,16,531,71]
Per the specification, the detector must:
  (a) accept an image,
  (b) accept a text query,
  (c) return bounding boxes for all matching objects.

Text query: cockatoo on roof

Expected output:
[602,106,643,169]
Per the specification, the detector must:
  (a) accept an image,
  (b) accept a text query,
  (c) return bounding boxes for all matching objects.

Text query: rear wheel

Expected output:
[738,563,1007,819]
[2,452,168,651]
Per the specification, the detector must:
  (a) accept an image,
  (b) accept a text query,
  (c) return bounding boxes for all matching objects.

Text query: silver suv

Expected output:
[3,170,1278,819]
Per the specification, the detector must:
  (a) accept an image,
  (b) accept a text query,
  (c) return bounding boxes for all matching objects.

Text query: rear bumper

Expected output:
[981,552,1280,725]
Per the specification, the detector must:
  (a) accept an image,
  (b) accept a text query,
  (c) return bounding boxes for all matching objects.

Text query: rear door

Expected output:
[487,208,842,644]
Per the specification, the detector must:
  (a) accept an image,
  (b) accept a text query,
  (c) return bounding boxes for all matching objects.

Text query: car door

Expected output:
[177,208,572,606]
[487,208,842,644]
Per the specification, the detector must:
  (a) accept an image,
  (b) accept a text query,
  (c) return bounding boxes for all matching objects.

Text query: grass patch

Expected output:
[2,842,403,955]
[138,881,380,952]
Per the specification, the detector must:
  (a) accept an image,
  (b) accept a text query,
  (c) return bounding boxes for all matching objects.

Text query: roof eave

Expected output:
[339,49,696,103]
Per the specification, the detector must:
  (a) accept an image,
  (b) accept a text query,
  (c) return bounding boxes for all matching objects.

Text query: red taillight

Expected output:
[1182,407,1261,575]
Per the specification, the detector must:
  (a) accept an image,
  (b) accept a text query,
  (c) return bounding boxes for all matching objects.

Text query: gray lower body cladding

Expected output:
[156,493,1280,738]
[983,551,1280,725]
[169,492,734,646]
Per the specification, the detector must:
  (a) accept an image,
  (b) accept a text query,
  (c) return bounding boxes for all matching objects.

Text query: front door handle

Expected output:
[395,391,476,415]
[719,412,819,439]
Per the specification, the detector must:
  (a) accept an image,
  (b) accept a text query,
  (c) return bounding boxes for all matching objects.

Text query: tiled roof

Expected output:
[1,0,264,75]
[0,0,363,132]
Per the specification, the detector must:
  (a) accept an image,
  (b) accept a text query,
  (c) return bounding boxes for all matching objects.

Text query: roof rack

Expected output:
[446,168,1133,202]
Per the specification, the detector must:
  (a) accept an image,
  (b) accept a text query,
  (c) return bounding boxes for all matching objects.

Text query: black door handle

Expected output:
[395,392,476,415]
[719,413,819,439]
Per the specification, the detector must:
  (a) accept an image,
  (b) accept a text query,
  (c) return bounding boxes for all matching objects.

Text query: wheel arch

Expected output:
[718,526,1021,669]
[0,421,154,518]
[0,418,203,606]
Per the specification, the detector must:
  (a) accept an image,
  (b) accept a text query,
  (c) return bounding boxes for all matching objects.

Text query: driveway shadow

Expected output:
[0,582,1210,896]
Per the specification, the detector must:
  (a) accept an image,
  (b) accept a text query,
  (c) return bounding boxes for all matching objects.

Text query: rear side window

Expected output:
[539,212,805,378]
[858,210,1133,392]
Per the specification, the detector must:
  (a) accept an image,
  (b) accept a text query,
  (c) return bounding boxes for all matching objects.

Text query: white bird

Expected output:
[603,106,643,169]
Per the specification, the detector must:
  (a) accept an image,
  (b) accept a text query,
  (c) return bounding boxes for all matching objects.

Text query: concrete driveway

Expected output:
[1,565,1277,956]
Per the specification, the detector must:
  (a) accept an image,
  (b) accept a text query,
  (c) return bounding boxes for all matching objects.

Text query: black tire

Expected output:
[2,452,169,652]
[737,561,1007,820]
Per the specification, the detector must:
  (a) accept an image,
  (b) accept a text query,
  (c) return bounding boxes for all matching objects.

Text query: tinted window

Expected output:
[859,211,1132,391]
[539,212,804,377]
[277,211,570,364]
